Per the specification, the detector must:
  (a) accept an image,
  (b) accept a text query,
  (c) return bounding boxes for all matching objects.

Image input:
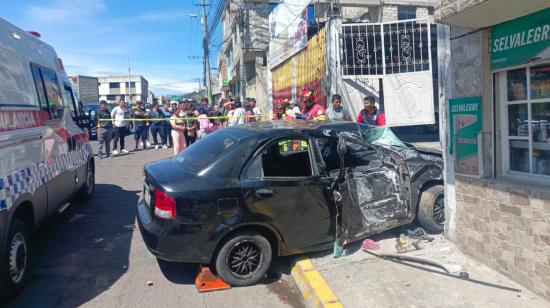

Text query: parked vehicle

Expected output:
[83,103,100,140]
[0,18,94,300]
[137,120,443,286]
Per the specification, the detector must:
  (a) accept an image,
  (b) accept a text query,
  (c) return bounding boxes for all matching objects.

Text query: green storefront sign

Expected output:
[491,7,550,70]
[449,96,482,176]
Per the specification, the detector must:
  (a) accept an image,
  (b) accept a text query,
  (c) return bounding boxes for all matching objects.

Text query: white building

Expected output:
[98,75,149,104]
[70,75,99,104]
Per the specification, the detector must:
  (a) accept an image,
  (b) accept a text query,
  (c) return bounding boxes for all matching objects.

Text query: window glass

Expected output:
[509,141,529,172]
[398,6,416,20]
[532,102,550,175]
[262,138,312,177]
[174,130,243,172]
[109,83,120,89]
[507,68,527,101]
[63,82,77,118]
[30,65,49,117]
[0,54,38,107]
[246,157,262,180]
[508,104,528,137]
[41,68,64,120]
[530,64,550,99]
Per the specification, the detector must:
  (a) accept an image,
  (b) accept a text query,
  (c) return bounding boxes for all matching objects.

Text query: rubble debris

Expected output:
[406,227,434,242]
[146,281,154,286]
[379,253,469,278]
[361,239,380,250]
[395,234,420,253]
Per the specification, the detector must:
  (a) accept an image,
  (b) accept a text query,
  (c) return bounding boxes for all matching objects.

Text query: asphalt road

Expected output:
[8,136,304,308]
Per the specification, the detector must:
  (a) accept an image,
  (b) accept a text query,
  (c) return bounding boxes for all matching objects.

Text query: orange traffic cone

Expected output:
[195,266,231,293]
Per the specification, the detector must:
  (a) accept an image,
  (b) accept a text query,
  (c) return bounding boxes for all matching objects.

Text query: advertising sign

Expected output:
[491,7,550,70]
[268,0,310,69]
[449,96,483,176]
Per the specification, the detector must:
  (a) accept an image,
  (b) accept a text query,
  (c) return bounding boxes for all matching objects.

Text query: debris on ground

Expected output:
[146,281,154,286]
[361,239,380,251]
[406,227,434,242]
[395,234,420,253]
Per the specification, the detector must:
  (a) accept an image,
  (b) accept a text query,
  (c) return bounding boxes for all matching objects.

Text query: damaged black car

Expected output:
[137,121,444,286]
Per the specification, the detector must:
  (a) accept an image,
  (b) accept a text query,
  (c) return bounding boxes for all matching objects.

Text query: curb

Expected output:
[290,257,344,308]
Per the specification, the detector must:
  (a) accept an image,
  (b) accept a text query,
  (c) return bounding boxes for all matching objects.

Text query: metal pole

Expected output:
[127,58,131,103]
[197,0,212,103]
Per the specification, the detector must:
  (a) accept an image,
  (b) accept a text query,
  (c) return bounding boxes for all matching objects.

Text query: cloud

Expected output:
[148,78,199,95]
[25,0,106,24]
[134,10,185,21]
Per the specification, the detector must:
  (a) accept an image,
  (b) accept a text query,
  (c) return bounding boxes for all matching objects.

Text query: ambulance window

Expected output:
[63,82,77,118]
[30,64,49,117]
[41,68,64,120]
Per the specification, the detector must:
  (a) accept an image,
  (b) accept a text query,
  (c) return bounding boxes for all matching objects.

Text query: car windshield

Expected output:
[173,130,241,172]
[358,124,407,148]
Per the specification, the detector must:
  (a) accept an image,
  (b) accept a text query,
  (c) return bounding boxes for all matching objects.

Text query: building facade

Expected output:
[435,0,550,299]
[221,0,279,111]
[70,75,99,104]
[98,75,149,104]
[268,0,436,123]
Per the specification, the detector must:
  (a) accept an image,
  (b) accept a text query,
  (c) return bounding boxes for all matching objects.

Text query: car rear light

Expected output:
[153,189,176,219]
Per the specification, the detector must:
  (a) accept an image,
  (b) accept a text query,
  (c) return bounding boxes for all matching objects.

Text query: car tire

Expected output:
[417,185,445,234]
[0,219,30,301]
[76,161,95,200]
[214,232,272,287]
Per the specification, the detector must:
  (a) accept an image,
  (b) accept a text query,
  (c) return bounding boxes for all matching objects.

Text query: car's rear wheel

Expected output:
[418,185,445,233]
[215,232,272,287]
[0,219,30,300]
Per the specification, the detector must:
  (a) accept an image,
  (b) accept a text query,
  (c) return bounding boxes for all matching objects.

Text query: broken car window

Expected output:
[358,125,407,148]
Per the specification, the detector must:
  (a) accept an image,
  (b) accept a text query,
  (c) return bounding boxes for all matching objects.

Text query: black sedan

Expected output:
[137,121,444,286]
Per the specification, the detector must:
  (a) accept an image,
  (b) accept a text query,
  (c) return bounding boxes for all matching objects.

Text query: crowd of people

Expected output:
[95,96,264,158]
[95,87,385,158]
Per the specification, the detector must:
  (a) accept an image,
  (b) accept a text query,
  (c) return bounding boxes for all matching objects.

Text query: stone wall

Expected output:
[455,177,550,298]
[382,5,398,22]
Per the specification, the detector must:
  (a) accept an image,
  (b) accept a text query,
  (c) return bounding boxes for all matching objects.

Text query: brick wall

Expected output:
[455,177,550,298]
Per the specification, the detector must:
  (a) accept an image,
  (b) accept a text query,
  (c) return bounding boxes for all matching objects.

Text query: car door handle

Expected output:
[255,188,274,198]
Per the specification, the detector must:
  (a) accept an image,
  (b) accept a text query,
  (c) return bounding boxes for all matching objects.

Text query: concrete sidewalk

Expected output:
[304,228,550,308]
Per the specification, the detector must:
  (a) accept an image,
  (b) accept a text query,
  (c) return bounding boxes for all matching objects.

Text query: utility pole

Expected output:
[196,0,212,103]
[127,58,131,103]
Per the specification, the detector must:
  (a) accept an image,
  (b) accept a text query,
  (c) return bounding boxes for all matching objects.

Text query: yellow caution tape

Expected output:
[98,114,273,122]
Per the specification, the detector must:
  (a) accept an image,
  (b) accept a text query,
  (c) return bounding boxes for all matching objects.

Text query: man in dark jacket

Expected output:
[97,100,113,158]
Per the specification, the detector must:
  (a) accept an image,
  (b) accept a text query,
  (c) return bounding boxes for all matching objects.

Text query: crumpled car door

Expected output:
[332,132,411,244]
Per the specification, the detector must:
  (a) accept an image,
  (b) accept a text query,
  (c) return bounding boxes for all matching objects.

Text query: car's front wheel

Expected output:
[76,161,95,200]
[418,185,445,233]
[0,219,30,300]
[214,232,272,286]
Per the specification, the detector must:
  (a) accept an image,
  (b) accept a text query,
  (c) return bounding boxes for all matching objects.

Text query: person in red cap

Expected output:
[299,88,326,120]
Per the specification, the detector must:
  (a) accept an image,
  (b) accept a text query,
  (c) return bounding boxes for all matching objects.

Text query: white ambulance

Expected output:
[0,18,95,300]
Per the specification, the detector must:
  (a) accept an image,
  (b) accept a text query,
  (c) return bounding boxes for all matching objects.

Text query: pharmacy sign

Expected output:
[491,8,550,70]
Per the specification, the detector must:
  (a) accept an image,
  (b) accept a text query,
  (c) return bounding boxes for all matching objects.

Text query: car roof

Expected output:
[226,120,363,138]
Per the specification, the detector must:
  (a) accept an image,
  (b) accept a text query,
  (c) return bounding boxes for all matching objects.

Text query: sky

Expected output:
[3,0,224,95]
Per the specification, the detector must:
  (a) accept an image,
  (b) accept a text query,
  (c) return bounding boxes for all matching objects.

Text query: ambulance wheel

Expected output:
[418,185,445,233]
[77,161,95,200]
[0,219,30,300]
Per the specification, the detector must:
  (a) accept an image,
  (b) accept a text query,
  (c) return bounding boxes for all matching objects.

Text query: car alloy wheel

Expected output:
[226,240,262,278]
[8,232,27,284]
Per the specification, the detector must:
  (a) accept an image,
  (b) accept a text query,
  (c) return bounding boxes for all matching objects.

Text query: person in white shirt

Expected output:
[250,98,262,121]
[111,99,129,155]
[233,101,246,126]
